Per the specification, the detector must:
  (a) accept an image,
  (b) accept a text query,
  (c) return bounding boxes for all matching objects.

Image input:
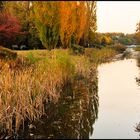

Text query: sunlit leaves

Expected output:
[59,1,77,48]
[1,1,97,49]
[74,2,87,44]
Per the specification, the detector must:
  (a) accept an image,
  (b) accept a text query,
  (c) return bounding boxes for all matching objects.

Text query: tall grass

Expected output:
[0,51,76,135]
[85,47,117,64]
[0,46,17,60]
[0,47,117,137]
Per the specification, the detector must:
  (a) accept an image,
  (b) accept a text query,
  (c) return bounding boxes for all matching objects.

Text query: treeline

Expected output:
[90,32,139,48]
[0,1,97,50]
[1,1,140,51]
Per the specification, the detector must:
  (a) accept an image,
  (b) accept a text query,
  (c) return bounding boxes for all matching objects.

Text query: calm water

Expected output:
[90,58,140,139]
[20,58,140,139]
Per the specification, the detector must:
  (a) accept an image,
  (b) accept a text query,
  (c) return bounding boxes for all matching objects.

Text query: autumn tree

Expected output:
[59,1,97,48]
[82,1,97,45]
[59,1,77,48]
[4,1,30,32]
[4,1,32,47]
[0,11,21,47]
[74,1,87,44]
[135,21,140,44]
[1,1,97,49]
[101,36,112,46]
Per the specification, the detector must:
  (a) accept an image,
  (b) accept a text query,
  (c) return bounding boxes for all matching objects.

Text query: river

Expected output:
[90,58,140,139]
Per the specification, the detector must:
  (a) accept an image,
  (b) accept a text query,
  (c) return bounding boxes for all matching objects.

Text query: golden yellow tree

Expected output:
[74,1,87,44]
[59,1,77,48]
[83,1,97,44]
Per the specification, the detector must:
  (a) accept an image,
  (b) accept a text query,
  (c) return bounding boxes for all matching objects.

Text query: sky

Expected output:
[97,1,140,34]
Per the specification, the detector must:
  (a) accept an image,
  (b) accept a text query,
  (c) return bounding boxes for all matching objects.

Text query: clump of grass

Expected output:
[69,44,85,55]
[111,43,126,53]
[85,47,117,64]
[0,46,17,60]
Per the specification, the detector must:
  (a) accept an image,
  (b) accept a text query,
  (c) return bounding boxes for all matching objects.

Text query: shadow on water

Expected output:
[135,56,140,135]
[135,56,140,86]
[17,68,99,139]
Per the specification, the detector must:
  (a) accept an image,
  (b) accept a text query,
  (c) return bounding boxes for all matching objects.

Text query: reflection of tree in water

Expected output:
[135,56,140,86]
[135,57,140,136]
[19,69,99,139]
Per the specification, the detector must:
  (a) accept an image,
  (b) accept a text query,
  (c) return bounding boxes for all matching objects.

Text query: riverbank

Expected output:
[112,47,140,62]
[0,47,120,138]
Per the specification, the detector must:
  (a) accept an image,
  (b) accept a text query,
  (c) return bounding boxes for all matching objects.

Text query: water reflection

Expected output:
[135,56,140,136]
[90,59,140,139]
[19,69,99,139]
[136,56,140,86]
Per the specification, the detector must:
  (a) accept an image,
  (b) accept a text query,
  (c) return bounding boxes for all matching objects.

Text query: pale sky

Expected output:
[97,1,140,34]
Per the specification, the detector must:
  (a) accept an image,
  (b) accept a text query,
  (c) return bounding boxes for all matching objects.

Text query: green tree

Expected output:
[32,1,60,50]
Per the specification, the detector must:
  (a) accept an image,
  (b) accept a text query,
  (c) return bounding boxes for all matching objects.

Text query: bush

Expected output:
[0,46,17,60]
[70,44,85,55]
[134,46,140,51]
[111,44,126,53]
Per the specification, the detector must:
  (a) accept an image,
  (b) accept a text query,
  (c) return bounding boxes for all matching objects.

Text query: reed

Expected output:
[0,47,117,137]
[85,47,117,64]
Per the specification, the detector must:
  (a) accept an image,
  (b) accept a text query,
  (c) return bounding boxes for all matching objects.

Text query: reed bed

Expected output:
[0,51,75,136]
[85,47,117,64]
[0,47,117,137]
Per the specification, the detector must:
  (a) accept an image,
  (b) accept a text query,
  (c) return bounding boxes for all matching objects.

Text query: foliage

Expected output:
[0,1,97,50]
[83,2,97,43]
[0,11,21,47]
[3,2,30,47]
[32,1,60,50]
[101,36,112,46]
[135,32,140,44]
[59,1,77,48]
[69,44,85,55]
[111,43,126,53]
[74,2,87,44]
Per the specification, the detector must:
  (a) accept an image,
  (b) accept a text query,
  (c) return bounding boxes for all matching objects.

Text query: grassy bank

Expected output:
[0,47,118,137]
